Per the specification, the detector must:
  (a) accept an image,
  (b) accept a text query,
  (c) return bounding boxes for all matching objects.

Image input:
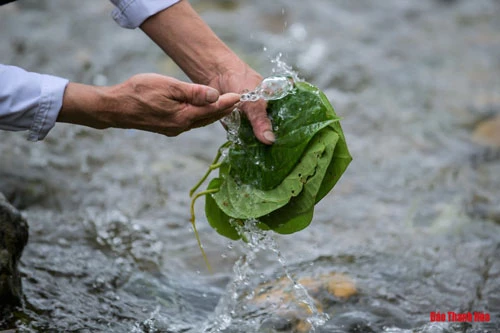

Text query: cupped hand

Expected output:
[208,65,275,145]
[116,74,241,136]
[59,73,241,136]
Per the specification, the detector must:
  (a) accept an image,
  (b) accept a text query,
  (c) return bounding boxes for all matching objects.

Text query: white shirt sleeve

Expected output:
[110,0,180,29]
[0,1,179,141]
[0,64,68,141]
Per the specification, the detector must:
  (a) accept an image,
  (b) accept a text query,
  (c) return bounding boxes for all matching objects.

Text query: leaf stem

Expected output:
[190,188,219,272]
[189,163,222,197]
[189,142,230,197]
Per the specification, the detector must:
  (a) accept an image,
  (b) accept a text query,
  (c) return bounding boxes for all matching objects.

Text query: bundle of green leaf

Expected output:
[190,81,351,261]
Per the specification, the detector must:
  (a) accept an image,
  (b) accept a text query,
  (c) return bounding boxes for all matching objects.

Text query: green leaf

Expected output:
[192,80,352,243]
[271,207,314,234]
[227,82,340,190]
[213,130,330,219]
[315,88,352,202]
[205,178,240,240]
[259,128,339,232]
[315,133,352,203]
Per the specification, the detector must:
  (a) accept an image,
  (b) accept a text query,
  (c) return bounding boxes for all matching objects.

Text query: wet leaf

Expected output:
[227,82,340,190]
[260,128,339,233]
[205,178,240,240]
[190,81,352,242]
[212,129,331,219]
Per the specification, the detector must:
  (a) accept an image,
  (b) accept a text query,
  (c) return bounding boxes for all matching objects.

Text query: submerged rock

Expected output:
[472,114,500,148]
[0,193,29,306]
[251,272,357,332]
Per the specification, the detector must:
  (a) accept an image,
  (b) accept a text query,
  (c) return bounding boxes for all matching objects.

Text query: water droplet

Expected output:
[240,75,295,102]
[221,109,241,143]
[257,76,295,100]
[271,54,301,82]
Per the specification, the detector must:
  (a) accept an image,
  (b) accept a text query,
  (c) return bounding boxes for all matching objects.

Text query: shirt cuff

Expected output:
[110,0,180,29]
[28,74,68,141]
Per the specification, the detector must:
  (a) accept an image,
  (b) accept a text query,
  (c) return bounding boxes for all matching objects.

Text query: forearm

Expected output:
[57,82,117,129]
[140,0,246,85]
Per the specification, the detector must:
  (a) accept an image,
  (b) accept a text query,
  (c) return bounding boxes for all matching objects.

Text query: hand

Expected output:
[208,64,275,145]
[58,73,241,136]
[139,2,274,145]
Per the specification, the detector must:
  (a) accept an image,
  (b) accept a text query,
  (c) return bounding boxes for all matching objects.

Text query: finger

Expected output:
[185,92,240,125]
[240,99,275,145]
[192,103,236,127]
[168,80,221,106]
[189,101,237,130]
[213,93,241,112]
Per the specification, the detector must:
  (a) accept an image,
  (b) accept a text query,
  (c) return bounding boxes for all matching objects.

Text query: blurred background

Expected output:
[0,0,499,332]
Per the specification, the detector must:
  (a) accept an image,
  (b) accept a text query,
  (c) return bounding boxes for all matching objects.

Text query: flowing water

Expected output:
[240,74,295,102]
[202,220,328,333]
[1,0,500,332]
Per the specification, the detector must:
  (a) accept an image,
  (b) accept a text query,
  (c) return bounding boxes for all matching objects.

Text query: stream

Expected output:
[1,0,499,332]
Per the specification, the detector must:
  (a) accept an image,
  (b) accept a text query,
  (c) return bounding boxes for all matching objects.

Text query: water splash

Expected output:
[224,74,294,144]
[222,57,300,144]
[271,53,302,83]
[221,108,241,144]
[203,220,328,332]
[240,75,295,102]
[267,237,329,331]
[201,219,265,333]
[240,54,301,103]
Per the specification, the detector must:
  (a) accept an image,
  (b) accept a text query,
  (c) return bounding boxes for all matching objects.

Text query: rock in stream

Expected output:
[0,193,29,307]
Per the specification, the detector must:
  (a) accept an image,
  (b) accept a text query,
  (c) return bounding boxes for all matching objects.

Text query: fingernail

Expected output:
[263,130,275,143]
[206,89,219,103]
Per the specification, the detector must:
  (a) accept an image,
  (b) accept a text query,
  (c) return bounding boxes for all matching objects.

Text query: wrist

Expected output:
[208,61,263,95]
[209,54,247,81]
[57,82,118,129]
